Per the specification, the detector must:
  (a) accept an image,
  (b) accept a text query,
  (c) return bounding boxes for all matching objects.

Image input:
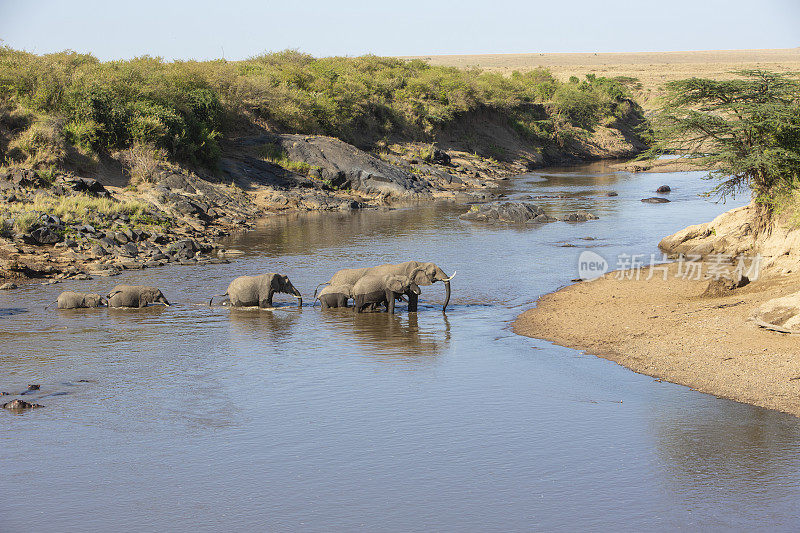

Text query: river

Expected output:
[2,163,800,531]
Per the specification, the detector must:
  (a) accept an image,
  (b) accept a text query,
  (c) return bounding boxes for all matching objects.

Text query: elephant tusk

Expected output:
[442,270,457,282]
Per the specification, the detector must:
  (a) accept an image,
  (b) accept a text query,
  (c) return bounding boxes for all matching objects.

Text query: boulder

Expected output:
[25,226,62,245]
[751,291,800,333]
[10,169,47,188]
[2,399,43,411]
[272,134,421,197]
[460,202,556,224]
[701,275,749,297]
[561,212,599,222]
[55,176,108,196]
[656,185,671,193]
[642,197,671,204]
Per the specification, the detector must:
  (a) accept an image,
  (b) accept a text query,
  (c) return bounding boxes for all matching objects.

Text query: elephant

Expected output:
[56,291,106,309]
[315,283,352,309]
[352,273,421,314]
[107,285,171,308]
[318,261,455,312]
[210,273,302,308]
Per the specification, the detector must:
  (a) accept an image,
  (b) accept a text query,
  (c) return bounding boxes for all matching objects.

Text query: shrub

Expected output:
[552,84,601,129]
[6,118,66,168]
[120,142,166,184]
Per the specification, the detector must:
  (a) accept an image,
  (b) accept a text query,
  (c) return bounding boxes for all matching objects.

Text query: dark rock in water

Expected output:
[2,399,43,411]
[641,197,671,204]
[605,192,619,197]
[0,282,17,290]
[561,212,599,222]
[460,202,556,223]
[656,185,671,193]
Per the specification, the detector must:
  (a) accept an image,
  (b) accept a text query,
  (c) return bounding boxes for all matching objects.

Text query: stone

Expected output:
[701,275,749,297]
[656,185,671,193]
[0,282,18,290]
[2,399,43,411]
[25,226,62,245]
[751,290,800,333]
[641,197,671,204]
[460,202,556,224]
[562,212,599,222]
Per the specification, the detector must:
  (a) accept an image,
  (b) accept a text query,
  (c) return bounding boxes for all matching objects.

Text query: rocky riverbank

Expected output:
[1,114,646,284]
[0,135,529,283]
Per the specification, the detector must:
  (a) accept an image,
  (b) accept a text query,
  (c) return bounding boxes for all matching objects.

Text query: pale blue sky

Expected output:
[1,0,798,60]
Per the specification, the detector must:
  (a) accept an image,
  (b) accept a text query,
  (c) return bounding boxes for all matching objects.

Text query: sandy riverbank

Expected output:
[514,262,800,417]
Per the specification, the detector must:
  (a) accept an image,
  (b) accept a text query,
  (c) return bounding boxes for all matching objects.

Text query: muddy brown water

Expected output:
[2,163,800,531]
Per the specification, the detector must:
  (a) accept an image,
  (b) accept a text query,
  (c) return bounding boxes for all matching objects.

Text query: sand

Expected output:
[406,48,800,109]
[514,263,800,417]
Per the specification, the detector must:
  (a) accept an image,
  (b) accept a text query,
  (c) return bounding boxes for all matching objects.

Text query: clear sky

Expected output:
[1,0,798,60]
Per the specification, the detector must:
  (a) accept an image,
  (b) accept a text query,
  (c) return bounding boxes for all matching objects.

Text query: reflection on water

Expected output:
[2,164,800,531]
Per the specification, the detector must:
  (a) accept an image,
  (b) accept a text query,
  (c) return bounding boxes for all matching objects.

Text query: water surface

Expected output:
[2,163,799,531]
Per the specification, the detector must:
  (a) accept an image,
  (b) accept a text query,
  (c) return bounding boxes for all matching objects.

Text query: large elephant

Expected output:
[107,285,170,308]
[211,273,302,308]
[352,273,421,314]
[315,283,352,309]
[56,291,106,309]
[319,261,455,311]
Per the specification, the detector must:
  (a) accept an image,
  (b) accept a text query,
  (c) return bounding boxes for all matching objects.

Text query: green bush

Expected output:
[0,47,644,169]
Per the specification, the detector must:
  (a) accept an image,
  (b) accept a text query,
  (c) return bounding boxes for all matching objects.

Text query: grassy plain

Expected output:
[406,48,800,108]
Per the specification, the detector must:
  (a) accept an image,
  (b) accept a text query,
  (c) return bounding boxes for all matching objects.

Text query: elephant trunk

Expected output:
[442,279,450,312]
[292,288,303,307]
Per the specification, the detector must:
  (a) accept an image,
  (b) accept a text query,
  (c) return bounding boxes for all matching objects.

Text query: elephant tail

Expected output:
[209,293,227,306]
[313,281,330,298]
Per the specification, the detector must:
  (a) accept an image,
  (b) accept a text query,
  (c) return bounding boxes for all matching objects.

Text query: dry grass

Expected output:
[405,48,800,109]
[5,194,148,233]
[119,142,166,185]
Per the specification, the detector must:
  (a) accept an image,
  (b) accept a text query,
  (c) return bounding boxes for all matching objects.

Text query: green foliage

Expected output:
[649,70,800,203]
[0,47,644,169]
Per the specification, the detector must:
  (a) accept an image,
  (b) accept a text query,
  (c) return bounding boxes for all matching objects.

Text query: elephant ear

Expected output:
[410,266,428,285]
[387,276,405,293]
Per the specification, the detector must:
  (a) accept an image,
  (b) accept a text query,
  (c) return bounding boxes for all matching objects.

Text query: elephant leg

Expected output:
[407,292,418,313]
[337,295,349,308]
[386,290,396,314]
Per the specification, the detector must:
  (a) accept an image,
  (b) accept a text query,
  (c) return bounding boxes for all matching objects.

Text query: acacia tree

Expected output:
[651,70,800,217]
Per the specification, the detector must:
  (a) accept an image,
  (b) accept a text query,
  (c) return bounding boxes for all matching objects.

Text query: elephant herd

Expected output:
[54,261,455,314]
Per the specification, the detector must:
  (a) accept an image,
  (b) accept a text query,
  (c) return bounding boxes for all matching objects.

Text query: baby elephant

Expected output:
[107,285,171,308]
[352,274,421,314]
[57,291,107,309]
[316,284,352,309]
[211,273,302,308]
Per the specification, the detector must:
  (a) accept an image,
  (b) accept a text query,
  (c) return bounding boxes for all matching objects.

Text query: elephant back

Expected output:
[329,267,369,287]
[226,274,276,306]
[57,291,81,309]
[352,275,390,296]
[319,283,352,297]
